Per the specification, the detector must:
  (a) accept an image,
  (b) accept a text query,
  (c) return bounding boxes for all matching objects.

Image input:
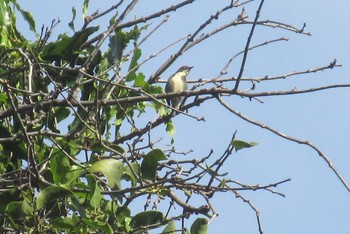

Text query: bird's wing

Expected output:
[165,78,172,106]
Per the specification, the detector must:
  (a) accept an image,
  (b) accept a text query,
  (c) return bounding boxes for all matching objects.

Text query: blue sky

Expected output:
[17,1,350,233]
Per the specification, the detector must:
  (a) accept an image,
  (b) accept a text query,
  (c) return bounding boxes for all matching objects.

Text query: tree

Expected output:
[0,0,349,233]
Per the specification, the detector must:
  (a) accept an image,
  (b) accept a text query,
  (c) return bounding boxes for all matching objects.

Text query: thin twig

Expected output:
[216,95,350,192]
[234,0,265,90]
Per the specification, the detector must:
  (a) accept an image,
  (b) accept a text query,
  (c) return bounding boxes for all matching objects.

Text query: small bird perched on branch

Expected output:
[165,66,193,109]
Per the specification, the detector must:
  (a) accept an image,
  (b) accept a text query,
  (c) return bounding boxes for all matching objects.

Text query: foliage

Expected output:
[0,0,347,233]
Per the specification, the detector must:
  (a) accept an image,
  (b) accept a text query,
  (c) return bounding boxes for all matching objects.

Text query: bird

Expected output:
[165,66,193,109]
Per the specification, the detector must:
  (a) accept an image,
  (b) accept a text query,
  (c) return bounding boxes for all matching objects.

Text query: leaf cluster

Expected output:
[0,1,232,233]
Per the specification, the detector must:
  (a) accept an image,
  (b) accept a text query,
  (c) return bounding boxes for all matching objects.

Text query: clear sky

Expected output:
[17,1,350,233]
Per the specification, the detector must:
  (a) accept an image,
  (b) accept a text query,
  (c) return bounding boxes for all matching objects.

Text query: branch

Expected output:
[167,189,211,217]
[234,0,265,90]
[192,37,289,89]
[216,95,350,192]
[148,2,237,83]
[2,83,350,120]
[82,0,195,49]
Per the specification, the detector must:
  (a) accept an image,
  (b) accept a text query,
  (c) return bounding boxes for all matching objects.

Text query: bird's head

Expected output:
[177,66,193,73]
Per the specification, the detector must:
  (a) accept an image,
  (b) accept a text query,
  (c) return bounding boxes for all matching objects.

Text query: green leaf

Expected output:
[126,48,142,82]
[134,73,147,88]
[86,175,102,209]
[6,201,26,219]
[0,93,7,103]
[206,163,228,177]
[123,162,140,187]
[101,200,116,216]
[66,165,85,185]
[130,25,142,41]
[161,220,176,233]
[21,198,34,215]
[89,159,125,189]
[184,189,192,198]
[166,120,175,138]
[0,1,10,47]
[19,9,36,32]
[220,178,227,187]
[141,149,167,182]
[50,152,71,184]
[36,186,73,209]
[231,139,258,151]
[83,0,90,18]
[55,138,81,156]
[109,14,117,26]
[83,218,113,234]
[0,0,27,47]
[69,6,77,31]
[50,217,75,230]
[70,196,86,218]
[148,84,163,94]
[108,30,128,64]
[116,206,131,228]
[190,218,208,234]
[12,1,36,32]
[102,140,125,154]
[131,210,164,230]
[54,107,71,123]
[42,26,99,63]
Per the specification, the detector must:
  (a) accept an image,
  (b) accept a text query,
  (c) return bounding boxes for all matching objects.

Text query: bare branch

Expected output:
[216,95,350,192]
[234,0,265,90]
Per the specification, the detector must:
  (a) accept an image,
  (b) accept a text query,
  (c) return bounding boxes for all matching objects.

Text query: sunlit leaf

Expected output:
[42,26,99,63]
[184,189,192,198]
[0,1,13,47]
[134,72,147,88]
[161,220,176,233]
[220,178,227,187]
[231,139,258,151]
[148,84,163,94]
[126,48,142,82]
[83,0,89,18]
[0,93,7,103]
[69,6,76,31]
[89,159,125,189]
[18,9,35,32]
[12,1,36,32]
[205,163,228,177]
[166,120,175,138]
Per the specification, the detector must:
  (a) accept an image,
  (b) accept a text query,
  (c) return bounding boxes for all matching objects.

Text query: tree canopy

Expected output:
[0,0,349,233]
